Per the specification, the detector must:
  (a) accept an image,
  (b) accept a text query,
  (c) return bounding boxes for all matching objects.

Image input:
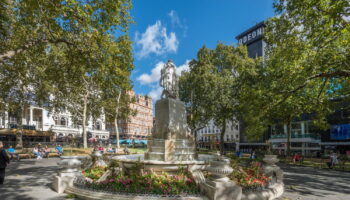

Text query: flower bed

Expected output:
[81,167,199,196]
[229,161,270,192]
[82,167,107,180]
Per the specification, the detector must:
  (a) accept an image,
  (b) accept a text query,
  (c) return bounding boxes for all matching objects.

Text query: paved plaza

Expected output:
[280,164,350,200]
[0,159,350,200]
[0,158,66,200]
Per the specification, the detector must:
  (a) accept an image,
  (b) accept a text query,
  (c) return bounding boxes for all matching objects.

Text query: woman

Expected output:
[44,146,50,158]
[33,146,42,160]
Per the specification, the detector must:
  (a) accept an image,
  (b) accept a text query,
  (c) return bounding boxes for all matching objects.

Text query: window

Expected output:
[341,109,350,119]
[60,117,66,126]
[271,124,284,135]
[291,122,302,135]
[96,121,101,130]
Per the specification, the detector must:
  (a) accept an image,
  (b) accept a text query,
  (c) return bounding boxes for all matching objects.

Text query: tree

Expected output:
[237,0,350,155]
[179,68,211,150]
[265,0,350,104]
[184,44,256,154]
[0,0,134,147]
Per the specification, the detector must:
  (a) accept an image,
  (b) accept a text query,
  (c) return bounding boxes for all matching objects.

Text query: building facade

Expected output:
[0,105,109,147]
[236,22,269,152]
[237,22,350,156]
[107,91,153,140]
[196,119,240,150]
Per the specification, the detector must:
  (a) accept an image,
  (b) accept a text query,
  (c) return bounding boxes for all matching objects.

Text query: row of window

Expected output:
[199,134,239,142]
[271,121,318,135]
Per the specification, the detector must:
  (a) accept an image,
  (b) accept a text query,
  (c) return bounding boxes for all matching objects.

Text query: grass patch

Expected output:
[65,193,77,199]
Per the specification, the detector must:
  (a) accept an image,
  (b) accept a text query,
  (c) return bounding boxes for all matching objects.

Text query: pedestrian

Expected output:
[0,141,10,184]
[292,153,301,164]
[7,145,20,161]
[328,152,339,169]
[250,151,256,159]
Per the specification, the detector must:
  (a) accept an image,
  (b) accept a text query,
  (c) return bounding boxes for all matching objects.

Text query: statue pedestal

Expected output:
[145,139,195,161]
[145,98,195,162]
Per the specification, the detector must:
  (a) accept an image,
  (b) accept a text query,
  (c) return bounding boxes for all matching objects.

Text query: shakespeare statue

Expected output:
[160,60,179,99]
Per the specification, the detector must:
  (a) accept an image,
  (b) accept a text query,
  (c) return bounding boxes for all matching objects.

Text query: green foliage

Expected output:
[238,0,350,153]
[0,0,134,148]
[82,166,107,180]
[82,171,199,195]
[181,43,257,154]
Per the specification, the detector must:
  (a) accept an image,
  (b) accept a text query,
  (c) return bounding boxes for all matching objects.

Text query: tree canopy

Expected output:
[0,0,134,147]
[180,44,257,154]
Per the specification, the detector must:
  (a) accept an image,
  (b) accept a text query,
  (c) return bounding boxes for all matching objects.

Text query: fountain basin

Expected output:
[112,154,215,174]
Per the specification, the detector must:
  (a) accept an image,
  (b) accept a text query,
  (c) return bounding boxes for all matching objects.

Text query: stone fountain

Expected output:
[144,60,196,162]
[115,60,205,174]
[55,60,284,200]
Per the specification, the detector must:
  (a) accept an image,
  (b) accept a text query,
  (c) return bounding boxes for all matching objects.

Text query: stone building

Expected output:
[0,105,109,147]
[196,119,240,150]
[108,91,153,140]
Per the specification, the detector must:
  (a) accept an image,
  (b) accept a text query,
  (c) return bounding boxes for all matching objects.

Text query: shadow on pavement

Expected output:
[280,163,350,199]
[0,158,65,200]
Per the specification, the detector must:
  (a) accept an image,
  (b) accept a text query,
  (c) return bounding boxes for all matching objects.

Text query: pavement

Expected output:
[0,158,350,200]
[280,164,350,200]
[0,158,66,200]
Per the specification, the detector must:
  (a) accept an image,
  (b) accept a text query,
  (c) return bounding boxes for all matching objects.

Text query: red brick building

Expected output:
[117,91,153,140]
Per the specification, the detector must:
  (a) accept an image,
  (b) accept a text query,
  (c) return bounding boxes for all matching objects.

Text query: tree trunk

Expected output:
[16,106,24,149]
[191,128,198,151]
[286,120,292,156]
[82,94,88,148]
[220,119,226,155]
[114,90,122,149]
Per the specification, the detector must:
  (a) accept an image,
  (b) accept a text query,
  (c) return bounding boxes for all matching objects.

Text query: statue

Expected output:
[160,60,179,99]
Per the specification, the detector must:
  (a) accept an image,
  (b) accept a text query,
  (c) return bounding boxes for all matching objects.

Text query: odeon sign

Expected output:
[238,27,264,45]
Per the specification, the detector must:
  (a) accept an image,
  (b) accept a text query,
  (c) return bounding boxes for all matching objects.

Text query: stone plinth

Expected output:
[145,98,195,162]
[153,98,190,139]
[145,139,195,161]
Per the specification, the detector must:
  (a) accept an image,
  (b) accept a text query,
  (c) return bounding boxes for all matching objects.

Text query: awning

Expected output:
[0,128,53,136]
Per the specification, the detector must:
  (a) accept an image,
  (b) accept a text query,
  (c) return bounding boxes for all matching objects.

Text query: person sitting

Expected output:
[55,145,63,157]
[7,146,20,161]
[43,146,50,158]
[98,146,104,154]
[93,145,99,152]
[123,146,129,154]
[33,146,42,160]
[107,147,114,153]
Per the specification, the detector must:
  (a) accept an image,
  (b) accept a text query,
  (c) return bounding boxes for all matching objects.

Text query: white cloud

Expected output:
[168,10,188,37]
[176,60,190,76]
[137,60,191,102]
[135,21,179,58]
[149,86,163,101]
[168,10,181,27]
[137,61,164,85]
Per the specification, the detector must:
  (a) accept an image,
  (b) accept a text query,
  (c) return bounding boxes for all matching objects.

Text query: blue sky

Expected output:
[129,0,275,101]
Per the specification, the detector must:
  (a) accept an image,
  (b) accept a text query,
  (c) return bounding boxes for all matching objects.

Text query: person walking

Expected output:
[0,141,10,185]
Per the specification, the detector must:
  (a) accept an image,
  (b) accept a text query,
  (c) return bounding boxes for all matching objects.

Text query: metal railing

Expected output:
[271,133,321,139]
